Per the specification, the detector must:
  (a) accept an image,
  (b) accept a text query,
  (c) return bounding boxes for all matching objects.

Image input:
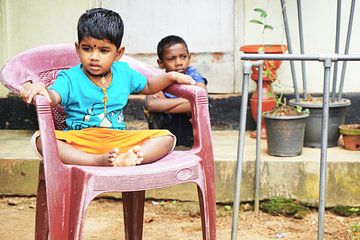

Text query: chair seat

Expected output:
[70,151,202,192]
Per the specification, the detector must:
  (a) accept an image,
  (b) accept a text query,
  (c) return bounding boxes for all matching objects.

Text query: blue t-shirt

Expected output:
[49,62,147,130]
[164,66,207,98]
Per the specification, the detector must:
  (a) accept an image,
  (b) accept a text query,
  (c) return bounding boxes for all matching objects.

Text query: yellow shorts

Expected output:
[32,128,175,156]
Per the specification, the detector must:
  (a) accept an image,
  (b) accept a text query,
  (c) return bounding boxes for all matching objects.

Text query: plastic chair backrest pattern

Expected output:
[0,44,216,240]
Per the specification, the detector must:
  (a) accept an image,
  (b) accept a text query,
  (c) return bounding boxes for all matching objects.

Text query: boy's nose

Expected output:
[90,51,100,60]
[175,58,183,66]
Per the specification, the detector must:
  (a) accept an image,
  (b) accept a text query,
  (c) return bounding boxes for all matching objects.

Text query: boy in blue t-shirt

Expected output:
[144,35,208,147]
[19,9,195,167]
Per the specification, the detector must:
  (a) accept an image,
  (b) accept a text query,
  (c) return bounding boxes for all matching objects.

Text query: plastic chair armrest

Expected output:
[165,84,213,161]
[34,96,63,170]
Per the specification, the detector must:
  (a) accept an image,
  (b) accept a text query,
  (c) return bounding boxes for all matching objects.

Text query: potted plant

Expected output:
[339,124,360,150]
[264,96,309,157]
[240,8,288,139]
[289,96,351,148]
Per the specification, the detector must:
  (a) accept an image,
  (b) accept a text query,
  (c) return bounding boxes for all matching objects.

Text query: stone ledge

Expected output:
[0,130,359,207]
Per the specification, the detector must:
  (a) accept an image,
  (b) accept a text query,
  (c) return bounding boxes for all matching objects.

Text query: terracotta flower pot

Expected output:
[240,44,288,81]
[339,124,360,151]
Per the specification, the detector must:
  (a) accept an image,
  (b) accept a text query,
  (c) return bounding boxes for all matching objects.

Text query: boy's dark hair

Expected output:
[157,35,189,60]
[77,8,124,49]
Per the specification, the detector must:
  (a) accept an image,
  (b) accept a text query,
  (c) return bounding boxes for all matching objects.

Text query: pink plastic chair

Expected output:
[0,44,216,240]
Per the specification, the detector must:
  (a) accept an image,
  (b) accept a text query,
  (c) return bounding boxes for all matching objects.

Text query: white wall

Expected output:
[102,0,236,93]
[1,0,360,97]
[243,0,360,94]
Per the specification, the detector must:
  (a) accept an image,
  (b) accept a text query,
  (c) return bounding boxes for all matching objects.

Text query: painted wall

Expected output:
[0,0,91,96]
[1,0,360,97]
[102,0,236,94]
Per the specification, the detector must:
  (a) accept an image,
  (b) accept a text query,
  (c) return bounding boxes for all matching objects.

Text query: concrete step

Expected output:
[0,130,359,206]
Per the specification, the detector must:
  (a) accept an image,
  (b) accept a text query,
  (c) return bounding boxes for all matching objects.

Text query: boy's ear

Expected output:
[157,59,165,69]
[75,42,80,56]
[115,47,125,60]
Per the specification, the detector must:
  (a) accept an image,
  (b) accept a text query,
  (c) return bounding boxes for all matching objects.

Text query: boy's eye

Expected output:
[82,47,91,52]
[100,48,110,53]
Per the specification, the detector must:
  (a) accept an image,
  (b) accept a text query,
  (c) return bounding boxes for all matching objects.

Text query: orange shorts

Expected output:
[32,128,175,156]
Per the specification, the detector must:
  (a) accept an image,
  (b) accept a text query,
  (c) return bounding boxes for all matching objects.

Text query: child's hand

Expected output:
[19,82,52,104]
[172,72,196,85]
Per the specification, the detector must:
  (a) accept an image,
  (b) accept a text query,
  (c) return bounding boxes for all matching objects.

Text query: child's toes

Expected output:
[133,145,141,153]
[136,157,144,165]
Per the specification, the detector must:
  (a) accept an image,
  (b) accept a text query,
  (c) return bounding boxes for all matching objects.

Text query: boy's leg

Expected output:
[115,135,175,166]
[35,136,120,166]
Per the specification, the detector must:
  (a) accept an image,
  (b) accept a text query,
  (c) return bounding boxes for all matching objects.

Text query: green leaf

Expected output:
[250,19,264,25]
[264,24,274,30]
[253,8,267,18]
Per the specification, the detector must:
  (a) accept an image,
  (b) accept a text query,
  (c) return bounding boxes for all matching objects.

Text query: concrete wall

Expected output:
[1,0,360,97]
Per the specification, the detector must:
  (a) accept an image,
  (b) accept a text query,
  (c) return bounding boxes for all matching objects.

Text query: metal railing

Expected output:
[232,1,358,239]
[231,53,360,240]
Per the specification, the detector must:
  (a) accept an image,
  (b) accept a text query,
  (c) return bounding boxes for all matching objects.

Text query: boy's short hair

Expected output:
[157,35,189,60]
[77,8,124,49]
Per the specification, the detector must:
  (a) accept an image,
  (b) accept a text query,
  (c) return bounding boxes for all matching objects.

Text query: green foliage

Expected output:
[260,198,310,219]
[250,7,274,43]
[332,206,360,217]
[349,223,360,240]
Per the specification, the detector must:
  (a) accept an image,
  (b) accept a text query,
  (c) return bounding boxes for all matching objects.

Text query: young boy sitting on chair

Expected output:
[19,8,195,167]
[144,35,208,147]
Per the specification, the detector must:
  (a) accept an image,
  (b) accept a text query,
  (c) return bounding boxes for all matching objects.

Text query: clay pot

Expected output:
[339,124,360,151]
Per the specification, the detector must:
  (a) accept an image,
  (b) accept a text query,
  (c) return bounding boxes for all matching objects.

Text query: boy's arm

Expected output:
[20,82,61,106]
[145,79,208,113]
[145,91,191,113]
[140,72,195,95]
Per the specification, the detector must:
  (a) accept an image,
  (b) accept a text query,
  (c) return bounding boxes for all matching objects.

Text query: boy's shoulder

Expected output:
[186,66,207,84]
[113,60,131,70]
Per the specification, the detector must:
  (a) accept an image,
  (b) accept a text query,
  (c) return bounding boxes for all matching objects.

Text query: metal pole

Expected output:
[254,61,264,215]
[297,0,308,98]
[317,58,332,240]
[240,53,360,61]
[231,60,251,240]
[338,0,356,101]
[280,0,300,102]
[331,0,341,102]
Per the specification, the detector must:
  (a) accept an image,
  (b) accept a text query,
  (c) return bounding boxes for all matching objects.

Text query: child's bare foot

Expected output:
[94,148,120,166]
[115,145,144,167]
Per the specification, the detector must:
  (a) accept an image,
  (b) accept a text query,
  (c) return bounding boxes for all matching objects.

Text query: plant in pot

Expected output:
[264,95,309,157]
[240,7,288,139]
[339,124,360,151]
[289,95,351,148]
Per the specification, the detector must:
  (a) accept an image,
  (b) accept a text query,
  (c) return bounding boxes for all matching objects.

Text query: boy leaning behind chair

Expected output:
[144,35,208,148]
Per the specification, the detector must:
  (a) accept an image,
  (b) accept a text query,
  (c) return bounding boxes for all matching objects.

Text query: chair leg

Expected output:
[35,163,49,240]
[35,179,49,240]
[197,185,216,240]
[122,191,145,240]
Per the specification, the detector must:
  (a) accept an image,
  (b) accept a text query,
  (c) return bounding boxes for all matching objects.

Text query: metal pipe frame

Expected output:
[280,0,300,102]
[338,0,356,101]
[297,0,308,98]
[232,53,360,240]
[331,0,342,102]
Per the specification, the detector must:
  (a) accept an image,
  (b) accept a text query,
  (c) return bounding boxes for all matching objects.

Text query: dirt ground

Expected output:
[0,196,359,240]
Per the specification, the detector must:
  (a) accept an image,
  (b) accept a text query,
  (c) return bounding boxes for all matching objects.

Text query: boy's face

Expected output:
[75,37,124,76]
[157,43,191,73]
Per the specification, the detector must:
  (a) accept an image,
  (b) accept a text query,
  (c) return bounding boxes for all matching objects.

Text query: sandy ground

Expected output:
[0,196,359,240]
